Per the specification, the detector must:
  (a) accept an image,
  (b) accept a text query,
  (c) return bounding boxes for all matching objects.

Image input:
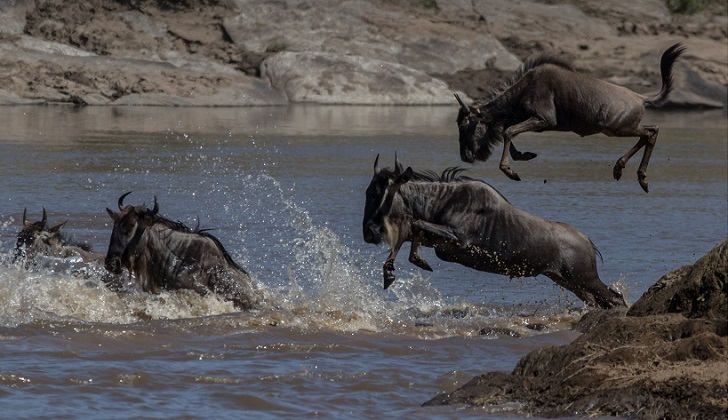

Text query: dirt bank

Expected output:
[0,0,725,106]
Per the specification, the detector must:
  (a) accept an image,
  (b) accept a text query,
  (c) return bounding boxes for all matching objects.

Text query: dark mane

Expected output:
[473,54,575,108]
[410,167,471,183]
[409,167,511,203]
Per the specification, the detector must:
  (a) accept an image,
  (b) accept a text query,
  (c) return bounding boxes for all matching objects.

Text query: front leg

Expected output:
[408,220,460,272]
[500,117,550,181]
[509,143,537,161]
[408,228,433,272]
[383,242,404,290]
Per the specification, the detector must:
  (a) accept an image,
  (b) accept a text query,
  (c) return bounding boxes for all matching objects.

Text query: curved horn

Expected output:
[22,208,27,225]
[373,154,380,174]
[394,152,402,175]
[118,191,133,210]
[454,93,470,113]
[149,196,159,216]
[42,208,47,226]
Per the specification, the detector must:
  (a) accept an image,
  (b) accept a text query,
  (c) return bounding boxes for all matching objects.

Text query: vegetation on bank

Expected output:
[666,0,724,14]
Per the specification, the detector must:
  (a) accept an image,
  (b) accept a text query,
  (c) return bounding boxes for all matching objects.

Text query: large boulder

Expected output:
[224,0,520,76]
[261,51,459,105]
[424,239,728,419]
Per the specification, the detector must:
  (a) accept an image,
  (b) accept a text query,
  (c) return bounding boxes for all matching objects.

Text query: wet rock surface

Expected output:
[423,239,728,419]
[0,0,725,106]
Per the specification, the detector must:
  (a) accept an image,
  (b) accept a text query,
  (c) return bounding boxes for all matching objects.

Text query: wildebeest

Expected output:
[362,155,626,309]
[105,192,261,310]
[13,208,103,267]
[455,43,685,193]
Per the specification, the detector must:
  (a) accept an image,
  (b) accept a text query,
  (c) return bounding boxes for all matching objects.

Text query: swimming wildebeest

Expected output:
[13,208,103,267]
[362,155,627,309]
[455,43,685,193]
[105,192,261,310]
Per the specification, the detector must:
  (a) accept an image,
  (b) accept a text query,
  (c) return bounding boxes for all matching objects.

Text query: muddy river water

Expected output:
[0,105,725,418]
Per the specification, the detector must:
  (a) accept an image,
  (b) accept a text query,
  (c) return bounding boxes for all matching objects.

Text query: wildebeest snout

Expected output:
[460,148,475,163]
[363,221,381,244]
[105,256,123,274]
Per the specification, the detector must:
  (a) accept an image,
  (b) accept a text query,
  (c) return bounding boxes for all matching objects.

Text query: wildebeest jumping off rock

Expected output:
[455,43,685,193]
[362,155,626,309]
[105,192,261,310]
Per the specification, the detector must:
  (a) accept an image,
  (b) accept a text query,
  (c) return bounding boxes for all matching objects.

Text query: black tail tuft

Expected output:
[646,43,685,107]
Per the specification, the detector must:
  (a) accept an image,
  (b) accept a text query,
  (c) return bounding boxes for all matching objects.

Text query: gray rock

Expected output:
[224,0,520,76]
[665,62,727,109]
[468,0,614,40]
[262,51,459,105]
[0,0,34,35]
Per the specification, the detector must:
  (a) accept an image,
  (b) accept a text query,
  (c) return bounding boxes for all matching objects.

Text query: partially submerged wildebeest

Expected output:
[105,192,261,310]
[362,155,626,309]
[455,43,685,193]
[13,208,103,267]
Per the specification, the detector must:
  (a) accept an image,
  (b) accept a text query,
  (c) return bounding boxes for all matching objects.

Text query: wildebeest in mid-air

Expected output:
[362,155,627,309]
[455,43,685,193]
[105,192,262,311]
[13,208,103,268]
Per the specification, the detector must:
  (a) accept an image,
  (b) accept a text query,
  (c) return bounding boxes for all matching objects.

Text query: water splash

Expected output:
[0,170,580,337]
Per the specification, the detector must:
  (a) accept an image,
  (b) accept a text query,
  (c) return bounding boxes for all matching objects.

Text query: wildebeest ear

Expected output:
[49,221,67,233]
[106,208,119,221]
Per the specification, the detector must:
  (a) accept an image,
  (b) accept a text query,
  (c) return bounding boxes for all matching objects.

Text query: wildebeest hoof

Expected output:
[512,151,537,161]
[613,164,624,180]
[639,178,649,193]
[409,255,433,272]
[383,271,396,289]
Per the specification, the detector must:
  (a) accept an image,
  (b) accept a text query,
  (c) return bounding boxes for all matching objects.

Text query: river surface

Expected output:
[0,105,725,419]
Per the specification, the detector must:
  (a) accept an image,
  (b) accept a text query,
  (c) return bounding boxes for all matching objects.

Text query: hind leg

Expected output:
[613,125,658,192]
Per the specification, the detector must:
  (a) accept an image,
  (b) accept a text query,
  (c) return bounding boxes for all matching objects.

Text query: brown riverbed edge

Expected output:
[423,239,728,419]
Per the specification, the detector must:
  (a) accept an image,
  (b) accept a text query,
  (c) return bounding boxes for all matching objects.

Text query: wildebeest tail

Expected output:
[644,43,685,107]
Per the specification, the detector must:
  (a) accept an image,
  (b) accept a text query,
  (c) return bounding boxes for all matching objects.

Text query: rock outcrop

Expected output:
[423,239,728,419]
[0,0,725,106]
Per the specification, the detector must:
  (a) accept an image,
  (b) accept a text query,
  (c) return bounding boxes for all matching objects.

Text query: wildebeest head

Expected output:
[362,154,413,246]
[105,191,158,274]
[13,208,68,264]
[455,93,492,163]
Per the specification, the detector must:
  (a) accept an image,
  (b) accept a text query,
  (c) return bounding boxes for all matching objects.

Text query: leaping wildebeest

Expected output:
[455,43,685,192]
[13,208,103,267]
[105,192,261,311]
[362,155,626,309]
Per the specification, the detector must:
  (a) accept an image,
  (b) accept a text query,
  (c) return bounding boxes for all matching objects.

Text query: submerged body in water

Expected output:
[105,192,262,311]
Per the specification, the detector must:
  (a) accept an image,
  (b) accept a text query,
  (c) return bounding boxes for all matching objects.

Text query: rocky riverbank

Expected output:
[0,0,726,107]
[424,239,728,419]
